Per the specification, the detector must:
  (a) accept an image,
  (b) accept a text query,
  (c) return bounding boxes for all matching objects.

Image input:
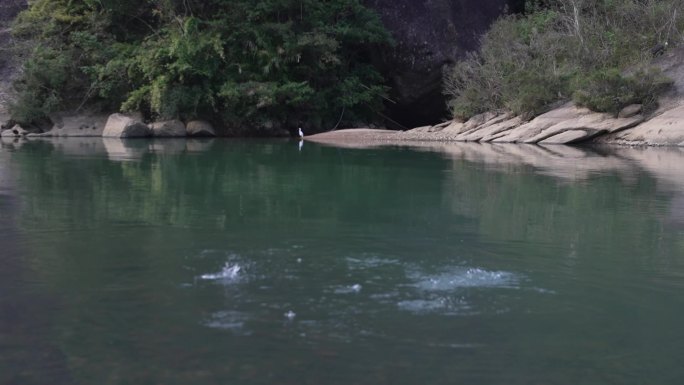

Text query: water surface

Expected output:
[1,138,684,384]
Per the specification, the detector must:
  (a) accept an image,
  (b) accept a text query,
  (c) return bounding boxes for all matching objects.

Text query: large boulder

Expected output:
[150,120,186,137]
[365,0,524,128]
[186,120,216,137]
[1,124,28,138]
[102,113,152,138]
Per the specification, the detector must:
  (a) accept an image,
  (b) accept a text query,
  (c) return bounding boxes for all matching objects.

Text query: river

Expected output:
[1,138,683,384]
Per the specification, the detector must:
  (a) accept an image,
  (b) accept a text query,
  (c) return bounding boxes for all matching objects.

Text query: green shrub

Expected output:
[9,46,70,123]
[445,0,682,120]
[573,68,673,115]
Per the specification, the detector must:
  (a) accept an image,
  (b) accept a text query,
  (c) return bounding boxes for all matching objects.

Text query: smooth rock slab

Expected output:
[465,116,522,142]
[538,130,592,144]
[492,104,585,143]
[428,121,452,132]
[606,104,684,145]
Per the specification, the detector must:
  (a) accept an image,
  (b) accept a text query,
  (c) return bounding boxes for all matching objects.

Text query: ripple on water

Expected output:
[389,267,523,316]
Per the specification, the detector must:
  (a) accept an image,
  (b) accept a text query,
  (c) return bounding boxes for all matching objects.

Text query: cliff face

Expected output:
[366,0,523,128]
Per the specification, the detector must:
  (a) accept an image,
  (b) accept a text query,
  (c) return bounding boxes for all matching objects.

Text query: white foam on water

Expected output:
[412,268,519,291]
[200,263,243,282]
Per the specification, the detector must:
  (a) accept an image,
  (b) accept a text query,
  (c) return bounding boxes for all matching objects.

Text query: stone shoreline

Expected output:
[1,113,217,140]
[306,100,684,148]
[307,46,684,148]
[3,46,684,146]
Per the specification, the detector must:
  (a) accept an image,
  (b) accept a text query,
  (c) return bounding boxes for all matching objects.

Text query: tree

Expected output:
[11,0,391,134]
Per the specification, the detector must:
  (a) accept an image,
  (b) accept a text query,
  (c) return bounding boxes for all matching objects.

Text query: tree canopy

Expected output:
[11,0,391,134]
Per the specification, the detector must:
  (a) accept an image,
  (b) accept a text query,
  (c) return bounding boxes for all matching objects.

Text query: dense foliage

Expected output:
[445,0,682,119]
[11,0,391,134]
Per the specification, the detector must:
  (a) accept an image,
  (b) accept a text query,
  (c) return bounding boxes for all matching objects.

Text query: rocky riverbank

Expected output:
[1,112,217,140]
[305,105,684,148]
[306,99,684,147]
[308,46,684,148]
[3,46,684,146]
[2,98,682,146]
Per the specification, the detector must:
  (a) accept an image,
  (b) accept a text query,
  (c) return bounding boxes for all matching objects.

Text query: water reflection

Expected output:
[2,139,684,384]
[1,137,218,160]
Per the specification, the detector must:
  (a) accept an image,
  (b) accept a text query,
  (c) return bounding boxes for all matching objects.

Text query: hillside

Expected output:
[0,0,26,124]
[0,0,518,133]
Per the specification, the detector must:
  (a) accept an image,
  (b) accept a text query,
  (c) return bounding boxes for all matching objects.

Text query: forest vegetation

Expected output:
[8,0,684,133]
[9,0,391,134]
[444,0,684,120]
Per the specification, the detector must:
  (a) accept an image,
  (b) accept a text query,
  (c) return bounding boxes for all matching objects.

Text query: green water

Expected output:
[2,138,684,385]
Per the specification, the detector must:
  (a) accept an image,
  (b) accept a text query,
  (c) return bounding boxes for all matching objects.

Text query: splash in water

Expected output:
[201,263,242,281]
